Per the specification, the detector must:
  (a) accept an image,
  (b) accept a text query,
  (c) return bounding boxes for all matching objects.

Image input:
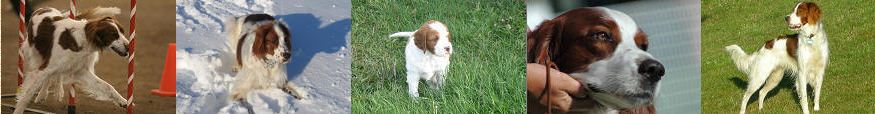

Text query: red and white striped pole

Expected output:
[127,0,137,113]
[17,0,25,89]
[67,0,78,113]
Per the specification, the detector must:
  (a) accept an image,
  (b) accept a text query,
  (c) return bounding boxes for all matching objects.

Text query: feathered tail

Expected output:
[725,45,753,74]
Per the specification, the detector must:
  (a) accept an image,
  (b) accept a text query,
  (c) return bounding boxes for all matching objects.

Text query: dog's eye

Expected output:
[590,32,613,42]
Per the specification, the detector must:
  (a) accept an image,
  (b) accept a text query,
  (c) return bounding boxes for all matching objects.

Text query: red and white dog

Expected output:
[725,2,826,114]
[226,14,306,100]
[389,20,453,98]
[528,7,664,113]
[16,7,130,114]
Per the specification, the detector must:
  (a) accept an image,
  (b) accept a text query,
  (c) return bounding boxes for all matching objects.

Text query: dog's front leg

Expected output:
[77,71,129,108]
[282,82,307,99]
[795,68,811,114]
[407,71,422,98]
[813,68,825,111]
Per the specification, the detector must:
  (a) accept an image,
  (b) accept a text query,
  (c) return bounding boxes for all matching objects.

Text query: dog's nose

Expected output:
[638,59,665,82]
[785,16,790,22]
[282,52,291,61]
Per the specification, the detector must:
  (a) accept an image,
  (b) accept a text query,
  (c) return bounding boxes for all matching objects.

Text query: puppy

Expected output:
[226,14,306,100]
[527,7,664,113]
[16,7,130,114]
[725,2,826,114]
[388,20,453,98]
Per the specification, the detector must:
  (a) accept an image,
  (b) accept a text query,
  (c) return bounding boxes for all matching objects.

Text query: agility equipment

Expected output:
[14,0,138,113]
[151,43,176,97]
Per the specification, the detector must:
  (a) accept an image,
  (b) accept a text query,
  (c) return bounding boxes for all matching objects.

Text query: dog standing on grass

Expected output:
[725,2,827,114]
[389,20,453,98]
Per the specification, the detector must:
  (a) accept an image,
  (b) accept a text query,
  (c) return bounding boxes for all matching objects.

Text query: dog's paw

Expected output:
[285,88,307,100]
[119,102,129,108]
[229,92,245,101]
[232,65,241,72]
[284,89,307,100]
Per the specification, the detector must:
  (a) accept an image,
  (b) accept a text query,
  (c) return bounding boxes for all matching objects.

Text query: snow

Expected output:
[175,0,351,113]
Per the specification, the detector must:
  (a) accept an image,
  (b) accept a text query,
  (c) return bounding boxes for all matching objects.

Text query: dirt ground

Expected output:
[1,0,175,113]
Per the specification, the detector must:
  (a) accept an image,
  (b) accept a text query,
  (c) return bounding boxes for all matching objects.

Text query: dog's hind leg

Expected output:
[14,71,48,114]
[76,71,128,108]
[427,71,446,90]
[758,68,784,110]
[740,68,769,114]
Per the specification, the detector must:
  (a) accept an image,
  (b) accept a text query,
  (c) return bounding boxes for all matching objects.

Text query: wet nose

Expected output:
[785,16,790,22]
[638,59,665,82]
[444,47,451,53]
[282,52,291,59]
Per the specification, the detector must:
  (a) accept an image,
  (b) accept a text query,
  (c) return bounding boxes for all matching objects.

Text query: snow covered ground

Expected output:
[174,0,351,113]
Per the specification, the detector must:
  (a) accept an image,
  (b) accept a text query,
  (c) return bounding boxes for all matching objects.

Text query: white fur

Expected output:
[565,7,662,113]
[726,2,828,114]
[389,21,453,98]
[226,15,306,100]
[15,8,129,114]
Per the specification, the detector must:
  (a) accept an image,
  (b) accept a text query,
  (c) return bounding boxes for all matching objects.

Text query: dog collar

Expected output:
[805,33,815,45]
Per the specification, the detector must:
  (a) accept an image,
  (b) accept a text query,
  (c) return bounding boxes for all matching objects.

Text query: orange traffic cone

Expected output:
[152,43,176,96]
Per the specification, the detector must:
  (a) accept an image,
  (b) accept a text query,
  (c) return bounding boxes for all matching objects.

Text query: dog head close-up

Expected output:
[786,2,821,32]
[252,21,292,65]
[528,7,664,110]
[414,20,452,57]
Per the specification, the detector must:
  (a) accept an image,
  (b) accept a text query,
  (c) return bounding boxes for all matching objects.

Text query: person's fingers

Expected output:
[537,89,570,112]
[548,70,583,96]
[543,90,574,112]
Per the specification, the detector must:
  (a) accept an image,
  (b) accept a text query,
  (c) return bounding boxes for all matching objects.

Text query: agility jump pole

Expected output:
[66,0,78,113]
[127,0,138,113]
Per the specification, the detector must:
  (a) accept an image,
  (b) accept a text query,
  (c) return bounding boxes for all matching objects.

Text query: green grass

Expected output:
[351,0,526,113]
[702,0,875,113]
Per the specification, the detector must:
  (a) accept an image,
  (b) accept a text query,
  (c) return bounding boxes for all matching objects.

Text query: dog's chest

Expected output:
[404,44,450,72]
[797,38,828,66]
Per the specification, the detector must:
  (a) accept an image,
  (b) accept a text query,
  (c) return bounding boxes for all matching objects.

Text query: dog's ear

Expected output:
[414,22,440,54]
[85,18,120,48]
[805,3,821,25]
[527,19,563,64]
[252,24,280,59]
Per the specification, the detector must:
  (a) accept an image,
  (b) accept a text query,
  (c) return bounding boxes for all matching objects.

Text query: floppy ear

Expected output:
[806,3,821,25]
[85,18,117,47]
[527,19,563,64]
[413,24,439,54]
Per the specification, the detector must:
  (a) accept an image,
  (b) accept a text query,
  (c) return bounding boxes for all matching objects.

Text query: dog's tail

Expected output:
[389,32,415,38]
[725,45,753,74]
[225,16,245,54]
[224,16,247,71]
[76,7,121,20]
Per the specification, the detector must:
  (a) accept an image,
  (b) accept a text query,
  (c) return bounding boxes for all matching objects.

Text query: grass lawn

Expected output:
[351,0,526,113]
[702,0,875,113]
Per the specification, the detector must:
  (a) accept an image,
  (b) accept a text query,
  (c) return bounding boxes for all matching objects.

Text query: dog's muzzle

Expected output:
[111,45,130,57]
